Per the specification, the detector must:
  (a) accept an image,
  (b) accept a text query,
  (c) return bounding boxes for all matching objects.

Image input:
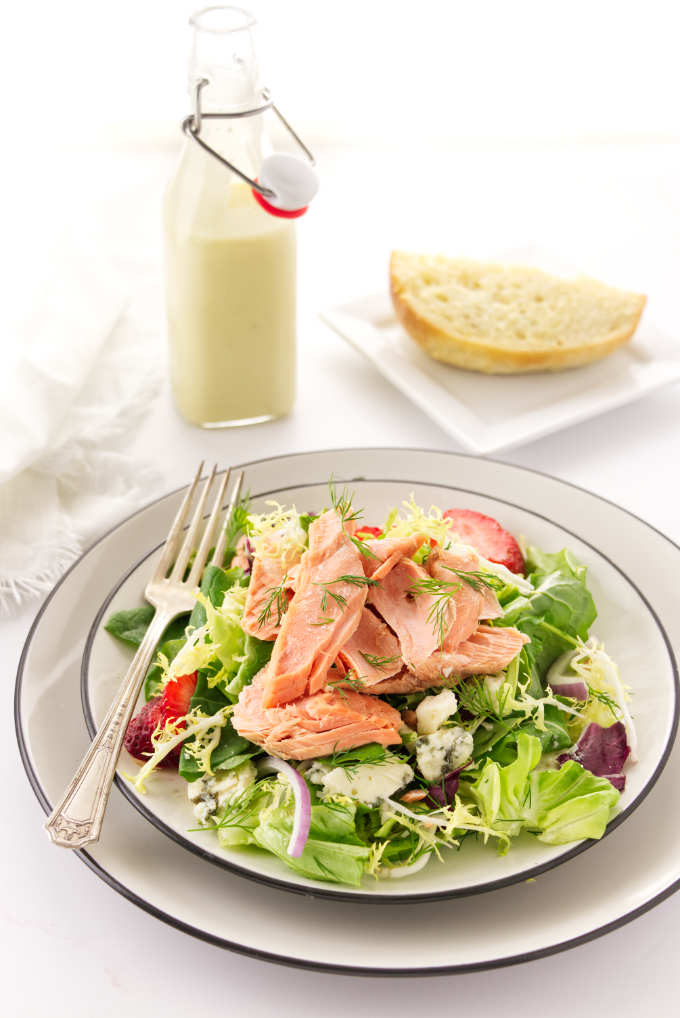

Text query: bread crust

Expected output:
[389,252,647,374]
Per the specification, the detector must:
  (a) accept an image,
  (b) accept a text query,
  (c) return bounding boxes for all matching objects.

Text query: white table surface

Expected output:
[5,140,680,1016]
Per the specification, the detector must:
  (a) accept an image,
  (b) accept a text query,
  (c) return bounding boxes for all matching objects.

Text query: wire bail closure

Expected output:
[183,78,315,201]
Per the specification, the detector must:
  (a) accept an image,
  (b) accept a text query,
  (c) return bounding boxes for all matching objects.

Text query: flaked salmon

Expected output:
[363,533,430,581]
[336,607,402,687]
[426,547,503,652]
[262,510,368,707]
[241,555,292,642]
[367,558,440,669]
[371,625,529,692]
[233,669,402,760]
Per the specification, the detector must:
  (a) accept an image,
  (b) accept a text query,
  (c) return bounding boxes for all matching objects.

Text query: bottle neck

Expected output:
[188,7,263,176]
[189,7,260,108]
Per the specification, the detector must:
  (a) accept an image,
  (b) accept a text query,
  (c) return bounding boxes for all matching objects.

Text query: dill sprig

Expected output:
[457,676,511,722]
[256,576,289,630]
[327,669,367,699]
[439,565,505,592]
[361,652,401,670]
[314,574,377,618]
[408,575,462,648]
[332,573,379,589]
[409,567,504,648]
[328,478,364,527]
[211,777,274,832]
[587,687,621,719]
[311,616,335,626]
[322,743,388,775]
[351,536,380,560]
[315,583,348,614]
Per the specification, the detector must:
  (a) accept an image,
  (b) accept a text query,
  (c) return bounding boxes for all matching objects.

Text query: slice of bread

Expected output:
[389,252,646,374]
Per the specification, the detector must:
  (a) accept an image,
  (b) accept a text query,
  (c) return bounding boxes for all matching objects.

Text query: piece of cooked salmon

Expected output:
[363,533,430,581]
[262,510,368,707]
[336,607,402,687]
[233,669,402,760]
[230,534,251,573]
[367,558,441,670]
[426,547,503,651]
[241,554,293,642]
[371,625,529,692]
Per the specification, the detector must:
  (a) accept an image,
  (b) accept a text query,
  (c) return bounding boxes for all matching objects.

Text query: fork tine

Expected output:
[152,461,205,583]
[187,468,231,586]
[170,464,217,582]
[211,470,244,568]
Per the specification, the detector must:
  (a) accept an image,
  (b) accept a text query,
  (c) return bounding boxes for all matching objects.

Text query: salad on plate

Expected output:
[105,483,636,888]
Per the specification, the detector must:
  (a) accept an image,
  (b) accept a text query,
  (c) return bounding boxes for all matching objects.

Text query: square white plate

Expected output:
[320,293,680,454]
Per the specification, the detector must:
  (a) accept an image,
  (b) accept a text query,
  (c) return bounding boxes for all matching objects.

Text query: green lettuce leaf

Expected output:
[188,565,248,628]
[168,565,250,693]
[216,782,370,886]
[224,633,273,701]
[527,761,620,844]
[253,794,370,887]
[140,565,250,701]
[470,732,542,837]
[499,545,597,692]
[467,733,619,846]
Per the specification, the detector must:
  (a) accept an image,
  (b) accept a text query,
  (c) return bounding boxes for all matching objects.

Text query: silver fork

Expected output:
[44,462,244,850]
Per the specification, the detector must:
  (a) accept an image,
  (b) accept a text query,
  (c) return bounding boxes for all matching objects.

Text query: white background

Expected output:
[3,1,680,1014]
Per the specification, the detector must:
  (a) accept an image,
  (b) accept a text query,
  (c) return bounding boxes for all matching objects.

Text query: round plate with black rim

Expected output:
[80,462,677,902]
[15,449,680,974]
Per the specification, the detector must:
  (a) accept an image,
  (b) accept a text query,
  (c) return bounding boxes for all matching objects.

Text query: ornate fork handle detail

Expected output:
[45,610,172,849]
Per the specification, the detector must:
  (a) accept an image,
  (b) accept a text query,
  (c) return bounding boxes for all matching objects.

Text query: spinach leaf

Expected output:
[472,716,524,759]
[104,604,154,647]
[317,744,388,769]
[499,544,596,689]
[104,604,188,648]
[488,706,572,765]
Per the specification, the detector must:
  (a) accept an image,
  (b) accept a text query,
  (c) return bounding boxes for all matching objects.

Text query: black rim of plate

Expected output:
[14,447,680,976]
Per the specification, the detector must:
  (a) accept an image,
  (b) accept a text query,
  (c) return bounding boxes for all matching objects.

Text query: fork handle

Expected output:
[44,609,173,849]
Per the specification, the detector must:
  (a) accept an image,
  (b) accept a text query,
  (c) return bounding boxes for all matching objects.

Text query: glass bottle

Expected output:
[164,6,297,427]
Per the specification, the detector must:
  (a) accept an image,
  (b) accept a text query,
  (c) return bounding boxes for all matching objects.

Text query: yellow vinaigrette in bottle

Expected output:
[164,7,306,428]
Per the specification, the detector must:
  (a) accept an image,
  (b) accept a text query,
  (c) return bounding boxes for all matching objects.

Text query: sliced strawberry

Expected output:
[124,671,198,766]
[161,671,198,720]
[124,699,166,763]
[355,525,383,539]
[443,508,525,574]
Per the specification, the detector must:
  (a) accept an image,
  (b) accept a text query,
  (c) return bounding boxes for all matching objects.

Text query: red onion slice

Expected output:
[549,676,589,700]
[258,756,312,858]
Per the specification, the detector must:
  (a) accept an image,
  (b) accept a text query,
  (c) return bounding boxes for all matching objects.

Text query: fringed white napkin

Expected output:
[0,256,163,614]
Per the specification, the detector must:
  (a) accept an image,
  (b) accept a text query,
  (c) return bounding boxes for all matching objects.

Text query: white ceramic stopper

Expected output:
[258,153,319,212]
